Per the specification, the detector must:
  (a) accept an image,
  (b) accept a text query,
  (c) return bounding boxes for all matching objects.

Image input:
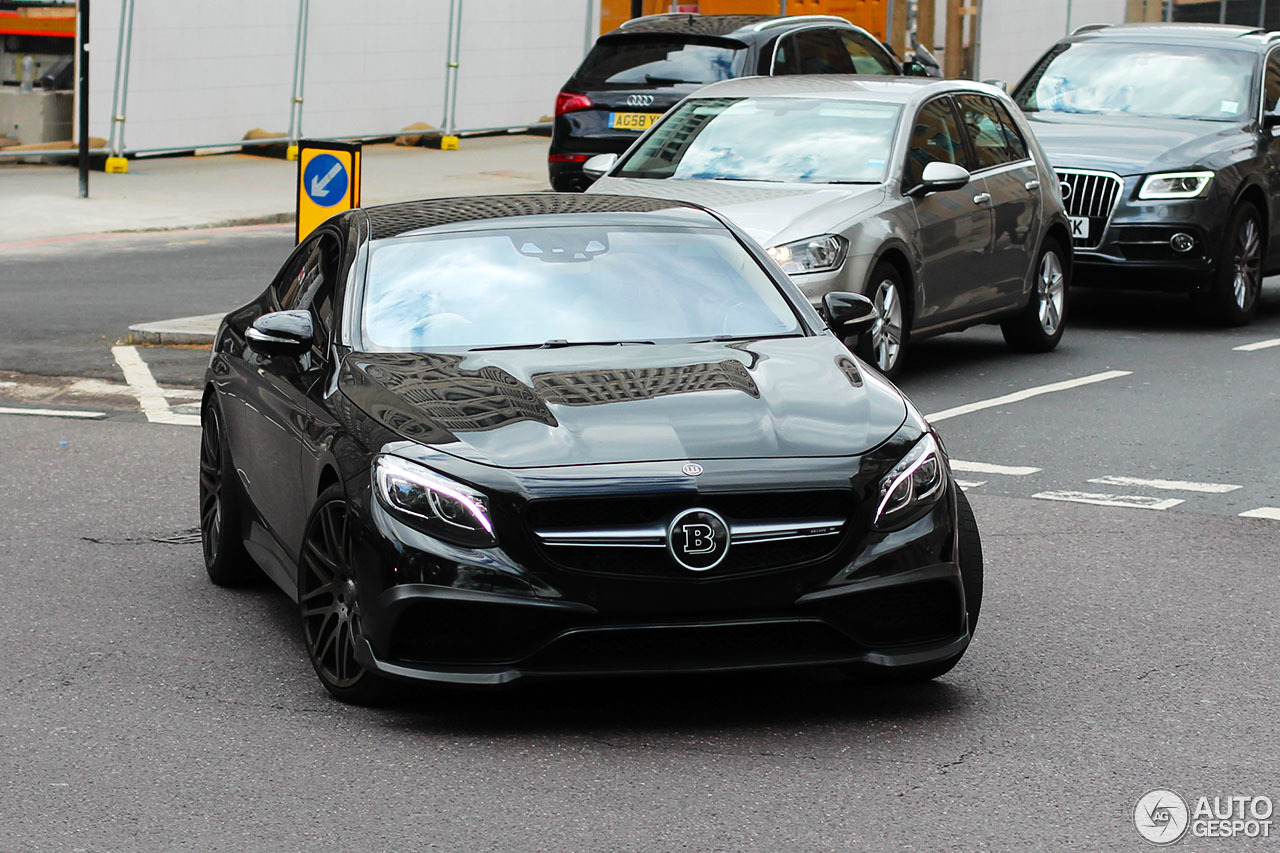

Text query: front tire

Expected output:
[855,262,909,378]
[1001,237,1068,353]
[199,399,256,587]
[298,486,392,705]
[1202,202,1263,326]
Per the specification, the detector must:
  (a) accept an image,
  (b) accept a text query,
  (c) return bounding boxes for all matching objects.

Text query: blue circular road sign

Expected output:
[303,153,349,207]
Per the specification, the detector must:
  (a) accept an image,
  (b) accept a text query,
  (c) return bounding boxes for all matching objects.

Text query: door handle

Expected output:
[1024,179,1041,191]
[973,192,992,204]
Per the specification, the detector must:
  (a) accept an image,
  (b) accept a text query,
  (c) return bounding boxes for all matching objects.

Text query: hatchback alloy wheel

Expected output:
[870,277,904,373]
[1037,250,1066,336]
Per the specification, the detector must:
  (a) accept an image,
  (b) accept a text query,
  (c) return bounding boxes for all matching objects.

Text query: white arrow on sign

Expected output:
[310,162,344,198]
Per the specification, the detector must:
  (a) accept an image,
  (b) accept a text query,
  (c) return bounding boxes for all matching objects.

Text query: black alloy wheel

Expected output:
[298,486,390,704]
[199,399,254,586]
[1203,202,1264,326]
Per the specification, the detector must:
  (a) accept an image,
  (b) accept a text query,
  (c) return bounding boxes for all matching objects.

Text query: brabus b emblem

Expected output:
[667,508,730,571]
[682,462,704,476]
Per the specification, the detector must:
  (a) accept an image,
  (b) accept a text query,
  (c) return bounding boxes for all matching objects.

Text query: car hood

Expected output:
[1023,112,1248,175]
[338,338,906,469]
[589,176,886,248]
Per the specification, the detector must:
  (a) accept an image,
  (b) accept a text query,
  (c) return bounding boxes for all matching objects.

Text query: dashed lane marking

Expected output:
[955,479,987,490]
[1239,507,1280,520]
[1032,490,1184,511]
[925,370,1132,423]
[111,345,200,427]
[1233,338,1280,352]
[1087,475,1242,494]
[950,460,1041,476]
[0,406,106,420]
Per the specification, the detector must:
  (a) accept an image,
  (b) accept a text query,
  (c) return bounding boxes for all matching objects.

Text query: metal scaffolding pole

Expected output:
[1165,0,1173,22]
[442,0,463,137]
[77,0,89,198]
[584,0,595,55]
[288,0,311,145]
[107,0,136,158]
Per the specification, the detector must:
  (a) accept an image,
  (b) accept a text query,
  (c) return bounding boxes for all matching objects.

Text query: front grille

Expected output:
[1056,169,1123,250]
[526,491,853,579]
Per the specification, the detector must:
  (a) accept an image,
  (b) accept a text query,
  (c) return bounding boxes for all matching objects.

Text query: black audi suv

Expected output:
[550,13,914,191]
[200,194,982,704]
[1013,23,1280,324]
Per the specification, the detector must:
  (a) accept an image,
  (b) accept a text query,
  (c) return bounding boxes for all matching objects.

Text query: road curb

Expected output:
[127,313,223,346]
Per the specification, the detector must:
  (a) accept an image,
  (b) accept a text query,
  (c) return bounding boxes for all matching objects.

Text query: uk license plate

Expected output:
[1069,216,1090,240]
[609,112,660,131]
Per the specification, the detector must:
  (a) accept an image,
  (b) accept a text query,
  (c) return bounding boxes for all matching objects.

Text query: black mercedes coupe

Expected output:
[199,193,982,704]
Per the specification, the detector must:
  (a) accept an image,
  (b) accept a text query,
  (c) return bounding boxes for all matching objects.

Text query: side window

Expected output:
[272,242,323,311]
[905,98,965,188]
[840,32,896,75]
[771,33,799,75]
[992,100,1030,161]
[774,30,854,75]
[956,93,1013,170]
[272,234,338,353]
[1265,51,1280,114]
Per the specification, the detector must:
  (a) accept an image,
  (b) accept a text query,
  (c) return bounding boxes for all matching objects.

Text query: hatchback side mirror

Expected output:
[902,60,929,77]
[582,153,618,181]
[823,292,879,337]
[910,161,971,196]
[246,310,313,357]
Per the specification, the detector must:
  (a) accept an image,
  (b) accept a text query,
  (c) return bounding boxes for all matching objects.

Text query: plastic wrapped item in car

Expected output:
[39,56,73,91]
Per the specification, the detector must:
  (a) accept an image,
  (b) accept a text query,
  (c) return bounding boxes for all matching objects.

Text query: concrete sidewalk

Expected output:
[0,134,550,244]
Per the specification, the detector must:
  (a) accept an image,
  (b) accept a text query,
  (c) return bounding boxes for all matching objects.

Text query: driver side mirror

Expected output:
[246,310,313,357]
[902,60,929,78]
[822,292,879,338]
[909,161,971,197]
[582,153,618,181]
[1264,111,1280,130]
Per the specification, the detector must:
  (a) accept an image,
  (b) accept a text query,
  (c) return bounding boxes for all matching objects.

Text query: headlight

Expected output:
[766,234,848,274]
[873,432,947,528]
[1138,171,1214,200]
[373,455,496,547]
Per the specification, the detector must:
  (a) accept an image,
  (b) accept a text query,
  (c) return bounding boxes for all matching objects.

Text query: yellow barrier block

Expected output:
[441,135,460,151]
[104,156,128,174]
[286,144,299,161]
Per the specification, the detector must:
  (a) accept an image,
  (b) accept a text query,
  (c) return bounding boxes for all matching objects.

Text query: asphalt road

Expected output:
[2,229,1279,850]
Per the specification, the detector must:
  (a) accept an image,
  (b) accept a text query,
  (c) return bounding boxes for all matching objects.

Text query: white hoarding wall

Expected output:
[977,0,1128,86]
[88,0,595,153]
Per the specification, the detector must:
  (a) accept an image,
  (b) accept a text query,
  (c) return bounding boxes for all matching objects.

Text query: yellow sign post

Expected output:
[296,139,362,243]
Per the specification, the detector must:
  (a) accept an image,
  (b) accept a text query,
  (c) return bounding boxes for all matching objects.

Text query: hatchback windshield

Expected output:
[615,97,902,183]
[361,226,802,350]
[1015,42,1255,121]
[573,36,745,87]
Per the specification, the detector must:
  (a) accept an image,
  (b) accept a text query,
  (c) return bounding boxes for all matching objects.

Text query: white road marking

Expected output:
[954,479,987,490]
[950,460,1041,476]
[111,345,201,427]
[1239,507,1280,520]
[0,406,106,420]
[925,370,1132,422]
[1233,338,1280,352]
[1087,475,1241,494]
[1033,490,1184,511]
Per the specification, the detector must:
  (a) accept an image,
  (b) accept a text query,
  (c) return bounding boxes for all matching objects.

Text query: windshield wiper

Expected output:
[644,75,696,84]
[706,176,783,183]
[469,339,656,351]
[689,333,803,343]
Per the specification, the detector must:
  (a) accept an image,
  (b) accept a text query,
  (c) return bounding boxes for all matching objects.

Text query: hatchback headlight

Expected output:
[1138,171,1214,200]
[873,432,947,528]
[766,234,848,274]
[373,455,496,547]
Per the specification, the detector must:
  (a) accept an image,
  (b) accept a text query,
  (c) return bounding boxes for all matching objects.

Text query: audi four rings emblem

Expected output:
[682,462,704,476]
[625,94,655,107]
[1059,181,1073,199]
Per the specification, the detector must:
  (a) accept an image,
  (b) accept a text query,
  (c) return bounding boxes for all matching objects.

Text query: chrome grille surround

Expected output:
[1056,168,1124,250]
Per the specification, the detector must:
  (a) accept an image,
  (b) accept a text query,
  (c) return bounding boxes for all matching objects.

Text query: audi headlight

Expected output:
[766,235,848,274]
[873,432,947,528]
[1138,171,1214,200]
[373,455,496,547]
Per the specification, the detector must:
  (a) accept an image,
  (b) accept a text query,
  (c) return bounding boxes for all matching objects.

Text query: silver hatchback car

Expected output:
[586,76,1073,375]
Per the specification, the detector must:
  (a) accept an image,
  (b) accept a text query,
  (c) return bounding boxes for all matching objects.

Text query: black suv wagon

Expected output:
[1013,23,1280,325]
[550,13,912,191]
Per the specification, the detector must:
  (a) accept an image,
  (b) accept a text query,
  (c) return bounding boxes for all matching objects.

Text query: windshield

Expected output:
[1015,42,1255,121]
[615,97,901,184]
[573,36,745,87]
[360,226,802,351]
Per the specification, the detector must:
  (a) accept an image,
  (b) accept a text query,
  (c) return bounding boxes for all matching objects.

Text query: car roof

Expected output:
[363,193,720,240]
[605,13,857,41]
[691,74,999,104]
[1064,21,1275,51]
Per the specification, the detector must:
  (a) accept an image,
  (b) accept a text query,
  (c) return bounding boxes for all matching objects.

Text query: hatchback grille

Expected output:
[1055,169,1123,250]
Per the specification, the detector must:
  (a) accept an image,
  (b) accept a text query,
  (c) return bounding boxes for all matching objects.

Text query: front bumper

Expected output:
[348,485,971,686]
